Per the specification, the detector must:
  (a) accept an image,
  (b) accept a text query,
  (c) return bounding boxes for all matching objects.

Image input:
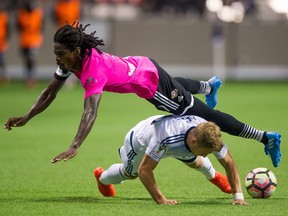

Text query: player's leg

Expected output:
[173,77,202,94]
[94,130,144,196]
[0,52,9,85]
[147,59,281,167]
[186,97,281,167]
[174,76,222,109]
[183,156,232,193]
[149,58,220,108]
[22,48,38,88]
[94,166,116,197]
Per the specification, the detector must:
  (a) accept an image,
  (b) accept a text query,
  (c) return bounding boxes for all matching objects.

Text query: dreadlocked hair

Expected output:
[54,22,105,59]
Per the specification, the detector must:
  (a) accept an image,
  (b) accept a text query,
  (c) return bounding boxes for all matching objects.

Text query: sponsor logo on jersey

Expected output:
[84,76,97,88]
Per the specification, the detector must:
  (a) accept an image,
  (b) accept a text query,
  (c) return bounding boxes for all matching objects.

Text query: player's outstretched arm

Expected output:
[218,150,249,205]
[138,154,179,205]
[4,77,65,131]
[50,93,102,163]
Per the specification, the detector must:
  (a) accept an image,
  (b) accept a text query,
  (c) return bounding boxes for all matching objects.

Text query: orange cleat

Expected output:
[209,171,232,194]
[94,167,116,197]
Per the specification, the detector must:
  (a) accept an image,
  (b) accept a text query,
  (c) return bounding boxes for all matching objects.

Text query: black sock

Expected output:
[261,132,268,145]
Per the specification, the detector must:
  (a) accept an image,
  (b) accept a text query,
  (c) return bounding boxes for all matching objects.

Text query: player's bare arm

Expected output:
[138,154,178,205]
[50,93,102,163]
[4,77,65,131]
[218,150,248,205]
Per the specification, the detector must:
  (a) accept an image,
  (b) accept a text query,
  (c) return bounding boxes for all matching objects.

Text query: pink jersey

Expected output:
[73,49,159,99]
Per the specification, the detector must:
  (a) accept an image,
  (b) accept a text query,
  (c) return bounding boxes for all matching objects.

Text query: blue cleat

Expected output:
[264,132,281,167]
[205,76,222,109]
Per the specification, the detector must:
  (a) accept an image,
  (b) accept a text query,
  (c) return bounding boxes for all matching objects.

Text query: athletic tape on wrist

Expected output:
[233,193,244,200]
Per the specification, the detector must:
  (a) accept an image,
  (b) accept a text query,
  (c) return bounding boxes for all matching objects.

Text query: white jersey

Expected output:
[119,115,228,177]
[142,115,205,161]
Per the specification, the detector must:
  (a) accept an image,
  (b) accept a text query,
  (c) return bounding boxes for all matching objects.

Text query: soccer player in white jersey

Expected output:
[94,115,248,205]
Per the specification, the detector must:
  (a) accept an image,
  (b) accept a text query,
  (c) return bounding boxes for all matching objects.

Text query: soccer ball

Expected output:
[244,167,277,198]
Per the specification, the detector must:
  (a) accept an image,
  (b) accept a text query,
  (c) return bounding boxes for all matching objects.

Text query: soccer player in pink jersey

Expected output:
[4,23,281,167]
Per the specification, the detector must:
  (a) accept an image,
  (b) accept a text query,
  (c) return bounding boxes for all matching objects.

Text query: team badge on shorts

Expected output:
[171,89,183,102]
[177,96,183,102]
[171,89,179,99]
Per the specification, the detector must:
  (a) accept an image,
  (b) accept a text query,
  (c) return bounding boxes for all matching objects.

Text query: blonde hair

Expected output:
[193,122,223,151]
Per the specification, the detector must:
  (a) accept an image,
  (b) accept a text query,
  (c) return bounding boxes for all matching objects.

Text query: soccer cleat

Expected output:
[209,171,232,194]
[205,76,222,109]
[264,132,281,167]
[94,167,116,197]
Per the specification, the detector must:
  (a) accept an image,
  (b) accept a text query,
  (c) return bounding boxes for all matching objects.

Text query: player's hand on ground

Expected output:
[159,199,179,205]
[50,146,78,163]
[4,117,28,131]
[232,199,249,205]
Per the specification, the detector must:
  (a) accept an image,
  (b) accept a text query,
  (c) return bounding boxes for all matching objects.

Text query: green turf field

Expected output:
[1,81,287,216]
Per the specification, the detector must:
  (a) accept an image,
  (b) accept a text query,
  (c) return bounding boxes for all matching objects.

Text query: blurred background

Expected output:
[0,0,288,87]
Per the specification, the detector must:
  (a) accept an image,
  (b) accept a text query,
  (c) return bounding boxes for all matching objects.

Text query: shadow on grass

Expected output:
[31,196,151,204]
[178,197,287,205]
[0,196,285,205]
[0,196,151,204]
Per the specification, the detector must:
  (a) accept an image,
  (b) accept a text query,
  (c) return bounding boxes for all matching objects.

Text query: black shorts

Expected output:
[147,59,193,115]
[147,59,245,137]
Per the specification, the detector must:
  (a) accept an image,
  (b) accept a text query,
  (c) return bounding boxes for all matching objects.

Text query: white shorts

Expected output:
[118,128,198,178]
[119,129,146,178]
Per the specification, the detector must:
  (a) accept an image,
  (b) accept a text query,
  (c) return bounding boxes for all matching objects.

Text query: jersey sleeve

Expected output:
[146,141,165,162]
[83,72,107,98]
[213,144,228,159]
[54,66,73,80]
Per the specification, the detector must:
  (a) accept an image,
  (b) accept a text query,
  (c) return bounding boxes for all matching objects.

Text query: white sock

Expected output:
[100,163,128,185]
[199,81,212,95]
[194,157,216,180]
